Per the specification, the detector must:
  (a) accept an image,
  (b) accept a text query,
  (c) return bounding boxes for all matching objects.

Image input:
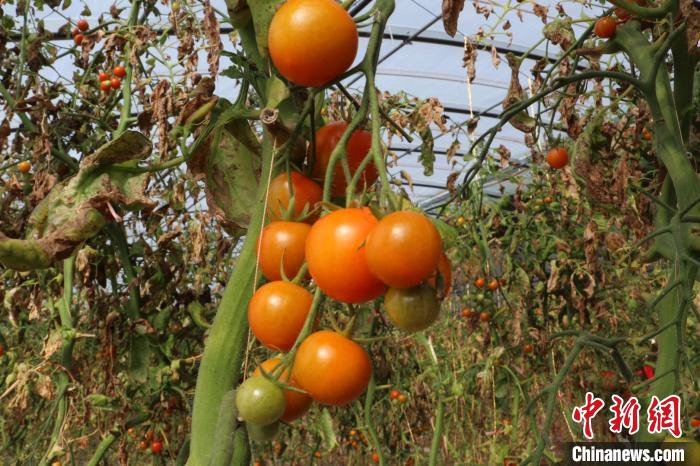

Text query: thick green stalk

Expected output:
[187,136,274,466]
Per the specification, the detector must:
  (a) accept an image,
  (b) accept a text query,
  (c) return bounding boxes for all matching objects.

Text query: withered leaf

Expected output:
[442,0,465,37]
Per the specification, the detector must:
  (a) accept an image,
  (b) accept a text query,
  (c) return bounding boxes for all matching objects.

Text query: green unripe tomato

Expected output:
[384,284,440,332]
[247,421,280,443]
[236,376,286,426]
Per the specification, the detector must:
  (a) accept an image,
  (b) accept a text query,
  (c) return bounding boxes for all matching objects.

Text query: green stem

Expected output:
[114,0,141,137]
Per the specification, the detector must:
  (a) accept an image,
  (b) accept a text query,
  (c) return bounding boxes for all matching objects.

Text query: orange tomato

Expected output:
[426,252,452,296]
[487,279,499,291]
[365,211,442,288]
[77,19,89,31]
[292,330,372,406]
[257,221,310,281]
[309,122,377,198]
[17,161,31,173]
[113,66,126,78]
[474,277,485,288]
[74,34,84,45]
[267,172,322,222]
[546,147,568,169]
[461,308,473,318]
[479,311,491,322]
[268,0,358,87]
[254,357,312,422]
[305,208,386,303]
[248,281,312,351]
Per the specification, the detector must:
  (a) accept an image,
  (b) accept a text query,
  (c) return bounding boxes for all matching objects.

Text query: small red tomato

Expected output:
[100,80,112,92]
[594,17,617,39]
[479,311,490,322]
[98,71,109,82]
[614,7,630,22]
[543,196,553,204]
[487,279,499,291]
[372,452,380,463]
[74,34,84,45]
[461,308,473,318]
[0,344,4,357]
[642,364,655,380]
[546,147,568,169]
[523,343,534,354]
[642,127,652,141]
[137,440,148,450]
[389,389,400,400]
[690,418,700,428]
[144,430,154,441]
[72,27,80,37]
[151,440,163,454]
[113,66,127,78]
[110,78,121,90]
[77,19,89,31]
[474,278,485,288]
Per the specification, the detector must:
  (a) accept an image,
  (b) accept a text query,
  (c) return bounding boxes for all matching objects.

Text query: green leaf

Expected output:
[419,128,435,176]
[62,0,71,9]
[431,217,458,249]
[247,0,282,59]
[128,334,150,384]
[319,408,337,451]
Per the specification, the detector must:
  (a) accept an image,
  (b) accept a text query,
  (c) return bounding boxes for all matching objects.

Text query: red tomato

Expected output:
[366,211,442,288]
[74,34,84,45]
[113,66,127,78]
[267,172,322,222]
[305,208,386,303]
[546,147,568,169]
[71,27,80,37]
[150,440,163,454]
[690,418,700,428]
[594,17,617,38]
[426,252,452,296]
[248,281,312,351]
[389,389,400,400]
[461,308,473,318]
[474,277,485,288]
[292,330,372,406]
[487,279,499,291]
[254,358,312,422]
[77,19,89,31]
[642,364,655,380]
[257,221,310,281]
[372,453,380,463]
[309,122,377,198]
[110,78,121,90]
[268,0,358,87]
[98,71,109,82]
[479,311,490,322]
[100,80,112,92]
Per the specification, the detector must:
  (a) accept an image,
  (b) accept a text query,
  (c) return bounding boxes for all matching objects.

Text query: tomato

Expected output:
[642,127,652,141]
[254,358,312,422]
[479,311,490,322]
[305,208,386,303]
[74,34,84,45]
[267,172,322,222]
[543,196,553,204]
[71,27,80,37]
[137,440,148,450]
[268,0,358,87]
[127,427,136,437]
[151,440,163,454]
[546,147,568,169]
[144,430,154,441]
[366,211,442,289]
[372,453,380,463]
[236,376,286,426]
[461,308,473,318]
[110,78,121,90]
[248,281,312,352]
[474,277,485,288]
[397,394,407,403]
[426,251,452,296]
[690,418,700,428]
[257,221,310,281]
[17,161,31,173]
[594,17,617,38]
[384,285,440,332]
[389,389,400,400]
[247,421,280,443]
[642,364,655,380]
[456,216,465,225]
[292,330,372,406]
[487,279,499,291]
[614,7,630,22]
[309,122,377,197]
[98,71,109,82]
[523,343,534,354]
[113,66,126,78]
[100,80,111,92]
[77,19,89,31]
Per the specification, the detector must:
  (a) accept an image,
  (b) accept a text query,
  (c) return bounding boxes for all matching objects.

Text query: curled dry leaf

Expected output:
[442,0,465,37]
[502,54,536,133]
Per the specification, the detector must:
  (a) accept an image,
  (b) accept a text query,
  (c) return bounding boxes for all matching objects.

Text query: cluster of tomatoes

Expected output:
[98,66,126,93]
[130,428,164,455]
[71,19,89,45]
